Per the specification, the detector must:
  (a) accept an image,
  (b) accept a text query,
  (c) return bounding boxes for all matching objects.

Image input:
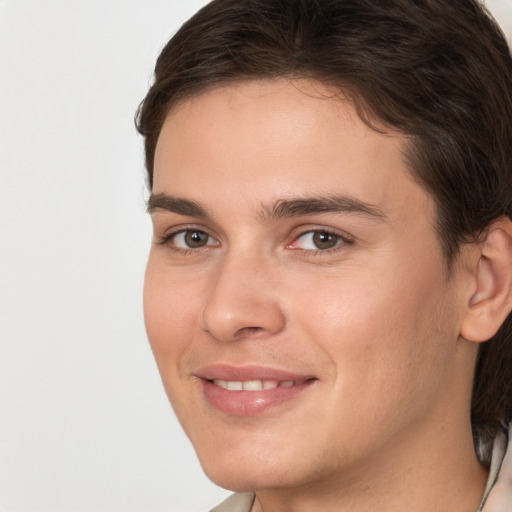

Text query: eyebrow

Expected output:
[261,196,386,221]
[147,192,386,221]
[147,193,208,217]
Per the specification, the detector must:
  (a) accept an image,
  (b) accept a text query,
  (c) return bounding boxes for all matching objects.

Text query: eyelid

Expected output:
[287,227,354,252]
[154,224,353,254]
[174,230,218,248]
[157,226,220,251]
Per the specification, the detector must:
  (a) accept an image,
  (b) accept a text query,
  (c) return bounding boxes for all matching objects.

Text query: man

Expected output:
[136,0,512,510]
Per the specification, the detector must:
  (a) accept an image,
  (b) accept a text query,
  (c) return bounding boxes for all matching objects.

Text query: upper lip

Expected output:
[196,363,316,382]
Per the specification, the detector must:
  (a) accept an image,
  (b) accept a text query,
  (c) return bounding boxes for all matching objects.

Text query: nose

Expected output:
[201,252,286,342]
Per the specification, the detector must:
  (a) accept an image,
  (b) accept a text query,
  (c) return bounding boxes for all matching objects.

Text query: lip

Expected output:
[196,364,317,416]
[197,363,315,382]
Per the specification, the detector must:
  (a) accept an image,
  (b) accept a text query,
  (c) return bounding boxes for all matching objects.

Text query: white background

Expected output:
[1,1,511,511]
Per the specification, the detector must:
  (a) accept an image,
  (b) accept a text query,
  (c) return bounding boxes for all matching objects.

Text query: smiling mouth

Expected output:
[210,379,310,391]
[201,376,317,416]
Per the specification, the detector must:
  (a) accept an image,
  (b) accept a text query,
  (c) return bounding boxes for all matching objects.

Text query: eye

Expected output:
[289,230,348,251]
[168,229,218,249]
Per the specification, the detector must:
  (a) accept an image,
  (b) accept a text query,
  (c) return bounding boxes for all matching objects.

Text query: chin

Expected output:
[204,470,262,493]
[196,446,294,492]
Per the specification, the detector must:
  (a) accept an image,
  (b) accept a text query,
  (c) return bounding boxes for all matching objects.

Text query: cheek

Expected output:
[293,258,457,413]
[143,259,201,371]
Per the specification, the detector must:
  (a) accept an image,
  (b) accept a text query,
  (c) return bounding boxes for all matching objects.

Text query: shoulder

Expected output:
[209,492,255,512]
[479,424,512,511]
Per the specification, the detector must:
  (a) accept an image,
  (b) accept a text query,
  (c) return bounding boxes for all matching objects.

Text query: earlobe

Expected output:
[460,216,512,343]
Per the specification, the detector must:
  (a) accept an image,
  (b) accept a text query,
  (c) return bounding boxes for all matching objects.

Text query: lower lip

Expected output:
[201,380,314,416]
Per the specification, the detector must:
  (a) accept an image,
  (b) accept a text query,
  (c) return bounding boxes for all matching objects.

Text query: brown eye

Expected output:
[184,230,209,248]
[312,231,340,250]
[288,229,348,252]
[169,229,217,249]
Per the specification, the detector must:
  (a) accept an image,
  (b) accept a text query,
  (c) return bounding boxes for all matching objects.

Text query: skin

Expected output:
[144,79,488,512]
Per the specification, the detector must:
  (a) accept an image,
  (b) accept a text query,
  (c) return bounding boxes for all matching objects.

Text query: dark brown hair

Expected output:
[136,0,512,460]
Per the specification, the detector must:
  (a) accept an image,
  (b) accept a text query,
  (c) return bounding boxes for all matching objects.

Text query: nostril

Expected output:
[233,326,265,340]
[234,326,264,338]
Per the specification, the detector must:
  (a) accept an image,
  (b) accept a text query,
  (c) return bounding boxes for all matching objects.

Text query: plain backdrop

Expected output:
[1,1,511,511]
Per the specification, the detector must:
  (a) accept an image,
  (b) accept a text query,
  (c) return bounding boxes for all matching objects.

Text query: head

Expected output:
[137,0,512,485]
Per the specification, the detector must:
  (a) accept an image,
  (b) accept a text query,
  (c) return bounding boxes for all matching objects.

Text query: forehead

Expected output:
[152,79,431,226]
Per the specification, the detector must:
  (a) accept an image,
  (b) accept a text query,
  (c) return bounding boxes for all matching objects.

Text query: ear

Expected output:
[460,216,512,343]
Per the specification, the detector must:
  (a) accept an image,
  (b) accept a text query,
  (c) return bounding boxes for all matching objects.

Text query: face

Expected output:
[144,80,470,493]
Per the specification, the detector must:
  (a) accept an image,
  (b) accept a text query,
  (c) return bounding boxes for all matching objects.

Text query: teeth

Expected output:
[212,379,304,391]
[243,380,263,391]
[263,380,279,389]
[214,379,228,389]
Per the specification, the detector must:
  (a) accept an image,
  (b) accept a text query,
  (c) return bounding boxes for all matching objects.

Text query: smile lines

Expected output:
[211,379,308,391]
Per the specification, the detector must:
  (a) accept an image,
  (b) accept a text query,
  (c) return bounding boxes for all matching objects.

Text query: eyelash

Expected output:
[288,229,354,255]
[157,227,354,256]
[157,228,217,255]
